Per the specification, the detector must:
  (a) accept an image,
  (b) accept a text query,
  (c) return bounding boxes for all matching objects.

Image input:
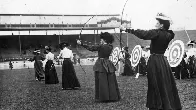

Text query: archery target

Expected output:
[131,45,142,67]
[110,47,120,65]
[168,40,184,67]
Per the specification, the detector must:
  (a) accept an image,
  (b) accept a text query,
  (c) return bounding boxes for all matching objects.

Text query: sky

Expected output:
[0,0,196,35]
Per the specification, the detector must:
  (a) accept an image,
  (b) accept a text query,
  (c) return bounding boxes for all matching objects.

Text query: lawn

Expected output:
[0,65,196,110]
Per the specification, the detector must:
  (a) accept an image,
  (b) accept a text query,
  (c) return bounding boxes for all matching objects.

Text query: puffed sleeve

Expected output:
[126,29,159,40]
[45,54,49,60]
[167,30,175,41]
[81,43,100,52]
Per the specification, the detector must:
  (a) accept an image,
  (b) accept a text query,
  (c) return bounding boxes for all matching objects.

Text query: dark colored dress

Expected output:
[121,52,134,76]
[45,60,59,84]
[62,58,81,89]
[187,56,196,78]
[138,56,147,76]
[9,61,13,70]
[126,29,182,110]
[29,54,45,81]
[81,43,121,102]
[173,56,189,79]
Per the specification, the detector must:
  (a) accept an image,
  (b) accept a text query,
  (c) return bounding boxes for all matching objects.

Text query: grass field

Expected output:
[0,65,196,110]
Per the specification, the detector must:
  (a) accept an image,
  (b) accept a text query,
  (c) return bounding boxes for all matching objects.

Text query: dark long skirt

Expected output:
[188,56,196,78]
[34,60,45,81]
[62,59,80,89]
[95,71,121,102]
[139,57,147,75]
[146,54,182,110]
[173,59,189,79]
[45,60,59,84]
[122,59,134,76]
[93,58,121,102]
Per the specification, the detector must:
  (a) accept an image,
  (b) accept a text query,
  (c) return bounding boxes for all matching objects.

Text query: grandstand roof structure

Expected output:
[0,14,120,16]
[0,14,131,32]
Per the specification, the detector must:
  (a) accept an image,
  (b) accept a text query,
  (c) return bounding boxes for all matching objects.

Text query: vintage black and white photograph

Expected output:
[0,0,196,109]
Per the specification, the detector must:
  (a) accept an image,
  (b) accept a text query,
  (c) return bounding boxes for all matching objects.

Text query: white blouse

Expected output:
[186,48,196,58]
[46,52,54,60]
[57,47,73,59]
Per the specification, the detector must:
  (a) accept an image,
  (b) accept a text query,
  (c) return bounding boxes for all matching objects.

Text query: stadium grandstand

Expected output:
[0,14,132,62]
[0,14,195,62]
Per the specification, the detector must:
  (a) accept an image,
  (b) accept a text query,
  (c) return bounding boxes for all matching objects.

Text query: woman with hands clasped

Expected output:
[120,13,182,110]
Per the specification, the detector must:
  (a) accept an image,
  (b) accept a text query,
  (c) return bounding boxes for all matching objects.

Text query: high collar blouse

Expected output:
[58,47,73,59]
[46,52,54,60]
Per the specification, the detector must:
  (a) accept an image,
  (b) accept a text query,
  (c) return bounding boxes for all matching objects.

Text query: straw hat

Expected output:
[187,40,195,46]
[156,13,172,24]
[45,46,51,51]
[36,50,41,54]
[33,48,40,54]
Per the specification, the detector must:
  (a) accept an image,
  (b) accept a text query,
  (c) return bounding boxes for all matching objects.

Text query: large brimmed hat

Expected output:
[59,42,69,49]
[45,46,51,51]
[36,50,41,53]
[156,13,172,24]
[33,48,40,54]
[100,32,114,44]
[145,46,150,49]
[60,42,69,47]
[187,40,195,46]
[123,46,128,51]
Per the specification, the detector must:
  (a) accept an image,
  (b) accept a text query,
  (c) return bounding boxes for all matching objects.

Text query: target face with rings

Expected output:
[167,40,184,67]
[131,45,142,67]
[110,47,120,65]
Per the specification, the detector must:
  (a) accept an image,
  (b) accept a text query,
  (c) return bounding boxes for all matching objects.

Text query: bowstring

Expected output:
[76,15,97,87]
[77,15,96,53]
[115,0,145,74]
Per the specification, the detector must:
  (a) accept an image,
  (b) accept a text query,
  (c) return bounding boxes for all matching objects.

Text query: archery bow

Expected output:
[79,16,95,40]
[114,0,129,66]
[77,15,96,76]
[115,0,143,77]
[120,0,129,50]
[177,0,193,44]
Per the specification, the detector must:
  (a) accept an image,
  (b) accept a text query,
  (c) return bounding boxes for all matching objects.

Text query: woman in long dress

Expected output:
[121,47,134,76]
[57,42,81,90]
[44,46,59,84]
[77,32,121,102]
[29,49,45,81]
[120,13,182,110]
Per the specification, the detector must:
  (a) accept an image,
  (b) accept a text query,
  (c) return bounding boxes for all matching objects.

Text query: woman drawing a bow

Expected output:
[120,13,182,110]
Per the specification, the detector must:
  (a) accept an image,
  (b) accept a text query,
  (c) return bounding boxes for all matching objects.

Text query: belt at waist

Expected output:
[99,57,109,59]
[64,58,70,60]
[151,53,164,55]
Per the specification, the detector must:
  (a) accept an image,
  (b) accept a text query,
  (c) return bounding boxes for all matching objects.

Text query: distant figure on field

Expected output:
[9,60,13,70]
[44,46,59,84]
[57,42,81,90]
[28,49,45,81]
